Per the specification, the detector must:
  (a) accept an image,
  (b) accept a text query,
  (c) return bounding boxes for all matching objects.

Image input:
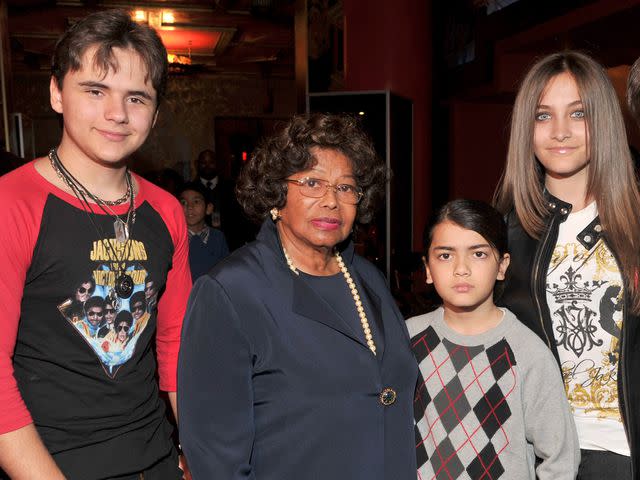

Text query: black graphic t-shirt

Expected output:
[0,163,191,479]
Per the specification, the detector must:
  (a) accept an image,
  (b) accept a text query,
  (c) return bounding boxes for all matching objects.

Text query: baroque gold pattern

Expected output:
[566,366,621,420]
[550,240,617,280]
[552,236,623,423]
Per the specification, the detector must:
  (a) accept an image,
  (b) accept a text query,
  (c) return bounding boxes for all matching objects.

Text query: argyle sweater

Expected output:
[407,307,579,480]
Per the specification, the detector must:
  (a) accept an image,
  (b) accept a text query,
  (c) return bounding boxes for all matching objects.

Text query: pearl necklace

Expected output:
[282,247,377,356]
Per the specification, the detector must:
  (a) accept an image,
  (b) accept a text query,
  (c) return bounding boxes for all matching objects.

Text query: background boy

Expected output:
[178,182,229,281]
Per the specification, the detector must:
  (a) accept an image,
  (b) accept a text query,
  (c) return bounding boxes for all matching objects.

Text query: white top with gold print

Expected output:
[545,201,629,456]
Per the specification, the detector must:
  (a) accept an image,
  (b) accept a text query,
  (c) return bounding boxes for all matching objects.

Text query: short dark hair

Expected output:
[425,199,508,300]
[425,199,508,257]
[51,9,168,103]
[68,300,85,319]
[77,277,96,293]
[236,113,387,224]
[115,310,133,327]
[84,296,106,313]
[130,291,147,309]
[178,181,213,205]
[197,149,216,162]
[629,57,640,125]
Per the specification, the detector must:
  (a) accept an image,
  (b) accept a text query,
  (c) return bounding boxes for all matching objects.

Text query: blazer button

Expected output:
[379,388,397,406]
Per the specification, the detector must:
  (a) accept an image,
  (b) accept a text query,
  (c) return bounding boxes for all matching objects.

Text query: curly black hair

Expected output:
[236,113,387,224]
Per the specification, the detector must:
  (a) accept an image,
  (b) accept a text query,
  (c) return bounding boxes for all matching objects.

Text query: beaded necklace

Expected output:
[282,246,377,356]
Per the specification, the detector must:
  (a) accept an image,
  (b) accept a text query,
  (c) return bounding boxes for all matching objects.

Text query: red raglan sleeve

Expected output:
[149,186,192,392]
[0,165,44,433]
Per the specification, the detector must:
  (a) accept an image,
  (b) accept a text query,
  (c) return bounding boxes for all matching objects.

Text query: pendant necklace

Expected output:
[49,148,135,243]
[49,148,136,298]
[282,246,377,355]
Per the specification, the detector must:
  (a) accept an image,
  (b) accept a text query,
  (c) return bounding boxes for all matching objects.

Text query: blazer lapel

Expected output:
[258,218,375,353]
[291,275,369,350]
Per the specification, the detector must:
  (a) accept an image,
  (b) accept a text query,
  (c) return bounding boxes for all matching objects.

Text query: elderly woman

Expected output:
[178,114,418,479]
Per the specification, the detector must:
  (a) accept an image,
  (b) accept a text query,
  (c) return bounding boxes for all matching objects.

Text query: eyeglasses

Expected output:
[77,286,93,294]
[132,303,145,312]
[87,310,103,317]
[284,177,363,205]
[117,325,130,332]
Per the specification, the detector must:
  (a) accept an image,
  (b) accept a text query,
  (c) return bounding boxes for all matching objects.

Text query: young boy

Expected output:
[407,200,579,479]
[0,10,191,479]
[178,182,229,281]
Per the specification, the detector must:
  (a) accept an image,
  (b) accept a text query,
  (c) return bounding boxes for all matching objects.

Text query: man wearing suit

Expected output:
[194,148,257,250]
[194,149,225,224]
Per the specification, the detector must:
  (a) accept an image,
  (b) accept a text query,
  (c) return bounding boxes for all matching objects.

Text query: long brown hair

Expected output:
[494,51,640,313]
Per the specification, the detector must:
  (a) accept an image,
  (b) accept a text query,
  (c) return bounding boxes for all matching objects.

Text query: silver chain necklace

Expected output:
[48,148,136,243]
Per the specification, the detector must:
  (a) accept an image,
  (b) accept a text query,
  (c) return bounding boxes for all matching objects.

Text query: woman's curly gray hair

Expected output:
[236,113,388,224]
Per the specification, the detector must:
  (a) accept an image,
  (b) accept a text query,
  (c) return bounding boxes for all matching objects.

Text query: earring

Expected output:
[270,207,280,221]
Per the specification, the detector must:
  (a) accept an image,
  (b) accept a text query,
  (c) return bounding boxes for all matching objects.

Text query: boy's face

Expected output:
[131,300,146,320]
[86,305,104,327]
[426,221,510,314]
[50,45,158,167]
[116,321,130,342]
[180,189,213,230]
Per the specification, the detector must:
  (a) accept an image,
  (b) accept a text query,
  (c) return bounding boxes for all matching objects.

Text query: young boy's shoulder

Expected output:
[405,307,440,340]
[501,308,557,366]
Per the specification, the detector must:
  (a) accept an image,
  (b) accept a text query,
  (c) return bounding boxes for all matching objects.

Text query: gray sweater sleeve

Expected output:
[518,335,580,479]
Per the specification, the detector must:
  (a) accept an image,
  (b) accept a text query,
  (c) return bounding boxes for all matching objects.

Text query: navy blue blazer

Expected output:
[178,220,418,479]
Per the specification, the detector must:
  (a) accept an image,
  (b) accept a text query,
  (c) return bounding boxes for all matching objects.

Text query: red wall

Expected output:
[448,101,512,201]
[343,0,432,250]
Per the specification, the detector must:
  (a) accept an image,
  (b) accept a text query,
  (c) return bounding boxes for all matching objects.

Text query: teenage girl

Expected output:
[494,50,640,479]
[407,199,578,480]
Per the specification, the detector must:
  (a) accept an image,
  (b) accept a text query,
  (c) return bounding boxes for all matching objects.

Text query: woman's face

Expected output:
[533,71,590,183]
[277,147,358,255]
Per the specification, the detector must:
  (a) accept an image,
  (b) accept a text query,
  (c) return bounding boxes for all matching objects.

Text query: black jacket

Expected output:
[499,194,640,478]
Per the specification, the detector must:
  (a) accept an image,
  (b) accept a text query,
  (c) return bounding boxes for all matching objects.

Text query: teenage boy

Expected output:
[0,10,191,479]
[178,182,229,281]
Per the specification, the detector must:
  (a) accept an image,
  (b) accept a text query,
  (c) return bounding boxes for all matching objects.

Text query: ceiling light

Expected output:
[132,10,147,23]
[162,11,175,24]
